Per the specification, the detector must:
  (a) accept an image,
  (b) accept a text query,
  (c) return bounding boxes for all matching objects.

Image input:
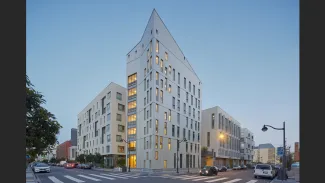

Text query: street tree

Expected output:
[76,154,86,163]
[26,75,62,158]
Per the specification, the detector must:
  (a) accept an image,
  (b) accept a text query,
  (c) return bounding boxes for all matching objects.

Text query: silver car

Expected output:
[33,163,51,173]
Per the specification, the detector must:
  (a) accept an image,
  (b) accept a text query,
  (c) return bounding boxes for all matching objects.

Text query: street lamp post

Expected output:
[177,138,187,174]
[262,121,286,180]
[122,139,131,172]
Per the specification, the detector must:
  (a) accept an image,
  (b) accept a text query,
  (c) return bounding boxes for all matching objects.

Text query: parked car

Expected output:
[219,166,227,172]
[254,164,276,179]
[33,163,51,173]
[77,164,91,169]
[241,165,247,169]
[233,165,241,170]
[200,166,218,176]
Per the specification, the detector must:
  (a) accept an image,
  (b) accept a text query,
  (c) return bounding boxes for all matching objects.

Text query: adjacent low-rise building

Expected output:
[56,140,72,160]
[253,143,275,164]
[77,82,127,167]
[201,106,241,168]
[240,128,255,165]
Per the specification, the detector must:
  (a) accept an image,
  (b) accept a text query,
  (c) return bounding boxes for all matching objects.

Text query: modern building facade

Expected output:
[56,140,72,160]
[201,106,241,168]
[240,128,255,165]
[126,9,202,169]
[252,143,275,164]
[77,82,127,167]
[294,142,299,162]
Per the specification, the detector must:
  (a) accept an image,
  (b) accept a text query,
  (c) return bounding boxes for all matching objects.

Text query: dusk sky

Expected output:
[27,0,299,149]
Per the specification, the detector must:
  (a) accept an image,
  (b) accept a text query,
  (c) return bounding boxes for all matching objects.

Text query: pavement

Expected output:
[26,166,39,183]
[35,166,275,183]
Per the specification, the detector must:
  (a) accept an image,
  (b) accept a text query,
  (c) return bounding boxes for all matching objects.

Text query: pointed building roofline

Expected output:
[126,9,202,83]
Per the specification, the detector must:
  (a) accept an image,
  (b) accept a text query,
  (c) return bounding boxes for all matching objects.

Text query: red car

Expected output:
[64,163,78,169]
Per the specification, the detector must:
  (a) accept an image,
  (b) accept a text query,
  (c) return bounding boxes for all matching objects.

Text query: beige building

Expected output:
[253,143,275,164]
[201,106,241,168]
[77,82,127,167]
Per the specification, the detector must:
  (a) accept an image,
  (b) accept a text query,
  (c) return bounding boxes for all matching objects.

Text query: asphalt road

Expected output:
[35,166,274,183]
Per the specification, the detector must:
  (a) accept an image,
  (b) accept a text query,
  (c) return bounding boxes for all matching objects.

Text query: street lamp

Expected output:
[261,122,286,180]
[122,139,131,172]
[177,138,187,173]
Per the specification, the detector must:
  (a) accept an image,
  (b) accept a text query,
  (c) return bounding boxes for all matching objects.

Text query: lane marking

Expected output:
[48,176,64,183]
[77,174,101,181]
[245,180,258,183]
[192,177,218,181]
[64,175,85,183]
[222,179,242,183]
[106,173,139,178]
[178,176,203,180]
[205,177,228,182]
[89,174,115,180]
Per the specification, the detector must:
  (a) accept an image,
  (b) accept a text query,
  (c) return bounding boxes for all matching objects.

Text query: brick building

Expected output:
[56,140,72,160]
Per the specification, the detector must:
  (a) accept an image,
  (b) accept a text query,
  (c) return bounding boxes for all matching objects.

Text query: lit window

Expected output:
[160,136,163,149]
[165,52,168,60]
[156,104,159,112]
[128,73,137,84]
[155,151,159,160]
[128,88,137,97]
[164,160,167,168]
[168,138,171,150]
[128,128,136,135]
[168,109,171,121]
[164,112,167,120]
[155,120,158,133]
[168,84,172,93]
[160,59,163,69]
[156,40,159,53]
[128,101,137,110]
[156,56,159,65]
[164,122,167,135]
[155,135,158,148]
[128,114,136,122]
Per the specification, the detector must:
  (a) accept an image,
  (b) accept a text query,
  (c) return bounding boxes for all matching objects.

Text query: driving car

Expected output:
[33,163,51,173]
[77,164,91,169]
[199,166,218,176]
[218,166,227,172]
[241,165,247,169]
[254,164,276,179]
[64,163,78,169]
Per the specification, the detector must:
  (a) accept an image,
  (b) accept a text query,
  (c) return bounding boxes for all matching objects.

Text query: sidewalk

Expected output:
[26,166,38,183]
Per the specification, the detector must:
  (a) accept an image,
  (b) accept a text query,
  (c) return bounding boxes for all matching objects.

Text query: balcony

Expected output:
[128,147,136,151]
[128,121,136,128]
[201,150,213,157]
[128,107,137,114]
[128,134,136,140]
[128,94,137,101]
[128,81,137,89]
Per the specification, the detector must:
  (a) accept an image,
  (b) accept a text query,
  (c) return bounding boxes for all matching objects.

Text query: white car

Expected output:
[254,164,276,179]
[233,165,241,170]
[33,163,51,173]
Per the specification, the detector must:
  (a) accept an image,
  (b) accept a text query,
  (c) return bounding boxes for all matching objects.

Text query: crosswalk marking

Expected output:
[178,176,202,180]
[108,173,139,178]
[192,177,217,181]
[48,176,64,183]
[204,177,228,182]
[222,179,242,183]
[64,175,85,183]
[245,180,258,183]
[77,174,101,181]
[100,173,128,179]
[89,174,116,180]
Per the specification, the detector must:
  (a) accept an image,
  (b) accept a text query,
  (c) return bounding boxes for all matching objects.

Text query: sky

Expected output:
[26,0,299,150]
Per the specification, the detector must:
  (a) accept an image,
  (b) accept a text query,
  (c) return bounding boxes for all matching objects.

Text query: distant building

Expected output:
[69,146,77,161]
[71,128,77,146]
[56,140,72,160]
[294,142,300,162]
[253,143,275,164]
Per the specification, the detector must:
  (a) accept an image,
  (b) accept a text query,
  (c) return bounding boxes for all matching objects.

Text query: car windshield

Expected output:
[256,165,270,170]
[36,163,48,167]
[203,166,211,169]
[291,163,299,167]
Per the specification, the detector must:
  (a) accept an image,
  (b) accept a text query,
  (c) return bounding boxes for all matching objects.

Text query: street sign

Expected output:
[277,147,284,156]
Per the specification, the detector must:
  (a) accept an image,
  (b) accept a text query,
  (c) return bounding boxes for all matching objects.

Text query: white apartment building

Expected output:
[240,128,255,165]
[253,144,275,164]
[201,106,241,168]
[69,146,77,161]
[126,9,202,169]
[77,82,127,167]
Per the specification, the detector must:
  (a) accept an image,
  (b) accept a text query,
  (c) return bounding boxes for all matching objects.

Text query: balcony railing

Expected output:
[201,150,213,157]
[128,147,136,151]
[128,81,137,88]
[128,121,136,128]
[128,108,137,114]
[128,94,137,101]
